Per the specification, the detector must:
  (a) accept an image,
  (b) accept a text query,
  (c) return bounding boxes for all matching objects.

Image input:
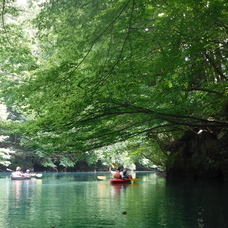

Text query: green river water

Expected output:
[0,172,227,228]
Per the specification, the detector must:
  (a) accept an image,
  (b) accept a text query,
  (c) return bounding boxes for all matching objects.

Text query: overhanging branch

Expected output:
[68,102,228,129]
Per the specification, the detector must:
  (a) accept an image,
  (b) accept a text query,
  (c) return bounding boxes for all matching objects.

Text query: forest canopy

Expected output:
[0,0,227,170]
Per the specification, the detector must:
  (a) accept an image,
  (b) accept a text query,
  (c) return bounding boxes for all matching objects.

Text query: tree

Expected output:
[1,0,228,169]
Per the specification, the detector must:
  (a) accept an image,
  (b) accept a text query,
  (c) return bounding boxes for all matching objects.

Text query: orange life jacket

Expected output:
[114,172,121,178]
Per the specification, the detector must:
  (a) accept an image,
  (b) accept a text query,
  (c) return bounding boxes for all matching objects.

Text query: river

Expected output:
[0,172,227,228]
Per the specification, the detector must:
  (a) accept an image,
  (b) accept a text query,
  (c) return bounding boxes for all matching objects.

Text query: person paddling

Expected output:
[16,166,22,173]
[109,165,121,179]
[120,169,129,179]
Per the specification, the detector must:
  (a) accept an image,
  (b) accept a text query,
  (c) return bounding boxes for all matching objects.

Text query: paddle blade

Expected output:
[111,163,118,168]
[36,174,43,178]
[97,176,106,180]
[6,168,13,172]
[130,178,139,182]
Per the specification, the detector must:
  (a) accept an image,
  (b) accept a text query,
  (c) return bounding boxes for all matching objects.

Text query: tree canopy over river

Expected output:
[0,0,227,178]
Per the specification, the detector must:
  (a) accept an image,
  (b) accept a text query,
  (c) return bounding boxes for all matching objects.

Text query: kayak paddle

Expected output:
[97,176,107,180]
[6,168,13,172]
[111,163,119,168]
[130,178,139,182]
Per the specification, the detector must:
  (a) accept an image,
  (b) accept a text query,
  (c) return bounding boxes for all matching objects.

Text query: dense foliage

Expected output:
[0,0,227,170]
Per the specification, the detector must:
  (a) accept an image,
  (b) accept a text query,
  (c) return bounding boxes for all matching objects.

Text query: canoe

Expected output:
[11,174,32,180]
[10,172,43,180]
[110,178,131,184]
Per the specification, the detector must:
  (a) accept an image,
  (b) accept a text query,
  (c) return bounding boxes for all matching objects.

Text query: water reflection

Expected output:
[110,183,130,195]
[97,182,107,196]
[12,180,23,201]
[12,180,37,202]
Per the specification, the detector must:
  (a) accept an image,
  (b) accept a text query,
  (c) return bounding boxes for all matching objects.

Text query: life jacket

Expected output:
[114,172,121,178]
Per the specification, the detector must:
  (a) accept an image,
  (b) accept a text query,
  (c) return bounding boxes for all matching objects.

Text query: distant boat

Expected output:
[10,172,43,180]
[11,172,32,180]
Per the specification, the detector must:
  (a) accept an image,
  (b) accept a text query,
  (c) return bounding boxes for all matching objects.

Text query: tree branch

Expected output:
[184,87,222,96]
[204,52,226,80]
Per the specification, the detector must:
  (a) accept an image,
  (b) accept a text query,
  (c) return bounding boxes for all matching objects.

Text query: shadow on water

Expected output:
[165,176,228,228]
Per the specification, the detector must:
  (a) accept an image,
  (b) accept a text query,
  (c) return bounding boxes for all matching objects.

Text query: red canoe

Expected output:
[110,178,131,184]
